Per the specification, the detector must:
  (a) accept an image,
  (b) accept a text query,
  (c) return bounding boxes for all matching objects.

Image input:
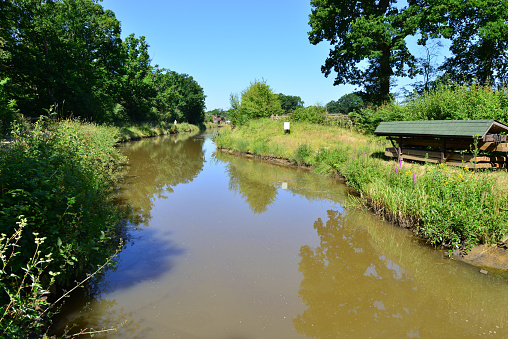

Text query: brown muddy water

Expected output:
[55,133,508,338]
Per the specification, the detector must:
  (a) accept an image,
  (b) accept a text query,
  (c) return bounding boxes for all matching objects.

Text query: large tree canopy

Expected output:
[438,0,508,86]
[0,0,206,125]
[308,0,420,104]
[326,93,365,114]
[309,0,508,101]
[0,0,124,118]
[277,93,304,113]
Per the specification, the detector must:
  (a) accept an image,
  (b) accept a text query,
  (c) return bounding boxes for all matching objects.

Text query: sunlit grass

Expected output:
[214,118,508,250]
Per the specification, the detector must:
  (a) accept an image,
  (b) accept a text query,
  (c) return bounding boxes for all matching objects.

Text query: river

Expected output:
[54,132,508,338]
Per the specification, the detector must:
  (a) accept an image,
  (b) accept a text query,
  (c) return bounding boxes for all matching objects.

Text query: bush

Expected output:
[292,143,313,165]
[291,105,326,124]
[0,217,57,337]
[240,80,282,121]
[0,117,124,294]
[354,83,508,132]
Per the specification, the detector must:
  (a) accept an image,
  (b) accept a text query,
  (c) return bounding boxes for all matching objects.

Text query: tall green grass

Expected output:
[214,118,508,250]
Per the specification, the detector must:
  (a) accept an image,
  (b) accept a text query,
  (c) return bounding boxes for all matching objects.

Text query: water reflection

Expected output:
[55,135,508,338]
[58,295,140,337]
[295,209,508,337]
[118,133,205,226]
[214,151,347,213]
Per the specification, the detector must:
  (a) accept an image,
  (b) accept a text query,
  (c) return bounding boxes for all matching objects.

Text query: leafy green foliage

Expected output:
[292,143,313,165]
[308,1,420,103]
[228,92,246,126]
[0,117,124,293]
[120,34,155,121]
[0,0,124,120]
[277,93,304,113]
[290,105,326,124]
[0,78,18,136]
[308,1,508,104]
[0,0,206,128]
[240,80,283,120]
[354,83,508,132]
[438,0,508,86]
[0,217,57,338]
[326,93,365,114]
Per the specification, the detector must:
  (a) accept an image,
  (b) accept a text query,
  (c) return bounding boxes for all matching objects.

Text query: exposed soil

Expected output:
[452,243,508,275]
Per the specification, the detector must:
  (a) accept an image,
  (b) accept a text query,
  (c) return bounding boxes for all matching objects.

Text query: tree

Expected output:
[0,0,207,126]
[121,34,155,121]
[277,93,304,113]
[172,72,206,125]
[0,0,124,120]
[228,92,245,126]
[240,80,282,120]
[308,1,421,104]
[326,93,365,114]
[438,0,508,86]
[149,69,206,124]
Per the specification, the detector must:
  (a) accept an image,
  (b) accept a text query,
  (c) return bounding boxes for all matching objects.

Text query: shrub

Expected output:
[291,105,326,124]
[240,80,282,121]
[292,143,313,165]
[0,217,57,338]
[354,83,508,132]
[0,117,124,292]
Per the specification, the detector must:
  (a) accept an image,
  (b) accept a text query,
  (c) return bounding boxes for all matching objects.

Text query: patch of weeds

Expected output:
[293,143,313,165]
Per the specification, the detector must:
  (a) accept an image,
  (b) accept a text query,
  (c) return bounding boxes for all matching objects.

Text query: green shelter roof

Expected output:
[374,120,508,139]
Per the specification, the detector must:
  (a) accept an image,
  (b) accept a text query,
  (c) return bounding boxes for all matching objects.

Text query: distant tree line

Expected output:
[0,0,206,131]
[308,0,508,105]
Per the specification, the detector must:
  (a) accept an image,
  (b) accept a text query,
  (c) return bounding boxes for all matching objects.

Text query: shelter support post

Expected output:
[388,137,403,164]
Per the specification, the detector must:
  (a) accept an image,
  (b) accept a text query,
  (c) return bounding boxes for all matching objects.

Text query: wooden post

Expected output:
[441,138,446,163]
[398,137,403,164]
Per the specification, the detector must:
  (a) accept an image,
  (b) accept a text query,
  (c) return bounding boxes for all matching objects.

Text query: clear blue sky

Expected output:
[99,0,446,111]
[99,0,358,111]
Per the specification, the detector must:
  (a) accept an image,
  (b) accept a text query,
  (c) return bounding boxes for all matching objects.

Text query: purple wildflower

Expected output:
[359,149,361,156]
[412,173,416,185]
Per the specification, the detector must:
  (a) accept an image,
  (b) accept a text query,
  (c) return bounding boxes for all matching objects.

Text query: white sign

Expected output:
[284,122,290,130]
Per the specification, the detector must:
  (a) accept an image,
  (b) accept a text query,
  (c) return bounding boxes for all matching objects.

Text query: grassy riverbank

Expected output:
[0,117,125,337]
[214,119,508,251]
[0,117,201,337]
[114,121,200,142]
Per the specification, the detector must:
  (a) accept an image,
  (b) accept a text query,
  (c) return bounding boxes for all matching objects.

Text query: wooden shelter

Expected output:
[374,120,508,169]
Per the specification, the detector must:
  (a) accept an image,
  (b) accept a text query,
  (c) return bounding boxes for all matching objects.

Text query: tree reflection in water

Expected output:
[214,151,347,214]
[118,133,205,226]
[226,163,278,214]
[294,209,508,338]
